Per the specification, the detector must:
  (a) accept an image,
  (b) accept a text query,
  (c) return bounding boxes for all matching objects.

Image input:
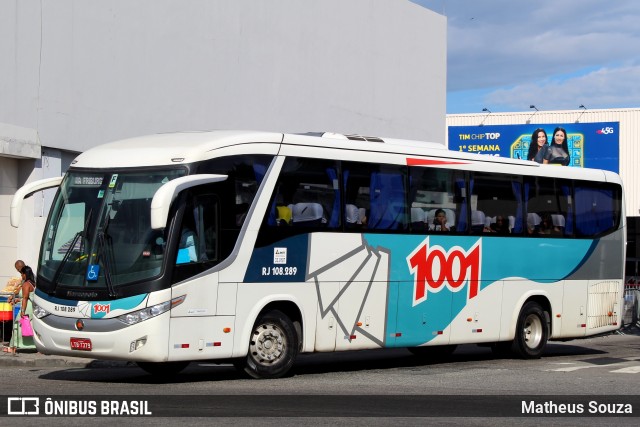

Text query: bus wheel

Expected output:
[511,302,549,359]
[238,310,299,379]
[137,361,190,376]
[408,344,457,360]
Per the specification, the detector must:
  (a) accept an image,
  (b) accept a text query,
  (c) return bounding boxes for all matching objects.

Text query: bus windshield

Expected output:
[38,169,186,294]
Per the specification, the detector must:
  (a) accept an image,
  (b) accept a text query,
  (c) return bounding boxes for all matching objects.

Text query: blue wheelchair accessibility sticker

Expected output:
[87,264,100,281]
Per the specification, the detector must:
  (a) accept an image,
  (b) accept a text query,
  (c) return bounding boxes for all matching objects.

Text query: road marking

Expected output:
[549,366,594,372]
[610,366,640,374]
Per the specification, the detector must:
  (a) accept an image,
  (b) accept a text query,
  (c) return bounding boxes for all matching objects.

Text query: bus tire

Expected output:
[237,309,299,379]
[511,301,549,359]
[136,361,190,376]
[408,344,457,359]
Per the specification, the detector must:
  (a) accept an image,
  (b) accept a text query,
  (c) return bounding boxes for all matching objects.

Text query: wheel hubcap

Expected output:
[250,323,286,365]
[523,314,543,349]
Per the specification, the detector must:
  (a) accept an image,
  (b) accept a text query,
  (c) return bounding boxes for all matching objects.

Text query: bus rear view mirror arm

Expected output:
[10,176,64,228]
[150,174,228,230]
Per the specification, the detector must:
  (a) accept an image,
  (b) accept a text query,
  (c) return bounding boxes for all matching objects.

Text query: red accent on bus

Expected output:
[406,158,470,166]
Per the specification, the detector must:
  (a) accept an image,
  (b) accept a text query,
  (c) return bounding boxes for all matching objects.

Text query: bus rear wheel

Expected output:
[136,361,190,377]
[511,301,549,359]
[236,310,299,379]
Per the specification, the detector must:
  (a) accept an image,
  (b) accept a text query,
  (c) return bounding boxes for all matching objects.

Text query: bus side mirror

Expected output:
[10,176,64,228]
[150,174,228,230]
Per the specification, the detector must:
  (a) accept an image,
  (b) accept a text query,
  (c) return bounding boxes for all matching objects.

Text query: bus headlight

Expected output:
[115,295,186,325]
[32,302,50,319]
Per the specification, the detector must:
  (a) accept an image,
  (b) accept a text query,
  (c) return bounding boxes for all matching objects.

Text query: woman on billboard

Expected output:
[527,128,549,164]
[544,127,571,166]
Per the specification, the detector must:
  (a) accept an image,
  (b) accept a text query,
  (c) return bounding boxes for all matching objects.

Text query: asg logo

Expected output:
[407,238,482,306]
[93,304,110,314]
[7,397,40,415]
[596,126,615,135]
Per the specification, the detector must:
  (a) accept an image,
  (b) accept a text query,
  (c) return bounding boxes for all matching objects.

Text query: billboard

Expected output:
[448,122,619,172]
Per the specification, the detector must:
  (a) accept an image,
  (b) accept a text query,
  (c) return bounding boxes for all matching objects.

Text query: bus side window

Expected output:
[525,177,571,237]
[176,194,219,264]
[369,173,406,230]
[267,157,341,229]
[472,172,522,236]
[574,183,621,237]
[408,166,463,233]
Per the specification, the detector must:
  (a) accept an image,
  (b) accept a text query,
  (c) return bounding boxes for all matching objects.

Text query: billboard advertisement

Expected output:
[448,122,619,172]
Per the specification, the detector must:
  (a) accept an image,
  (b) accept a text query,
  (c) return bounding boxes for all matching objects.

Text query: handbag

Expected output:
[20,315,34,337]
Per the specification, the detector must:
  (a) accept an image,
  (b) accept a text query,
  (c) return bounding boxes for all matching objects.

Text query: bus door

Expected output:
[307,233,390,352]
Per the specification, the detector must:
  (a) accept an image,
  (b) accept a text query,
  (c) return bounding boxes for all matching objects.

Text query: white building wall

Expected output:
[2,0,446,152]
[447,108,640,219]
[0,157,20,287]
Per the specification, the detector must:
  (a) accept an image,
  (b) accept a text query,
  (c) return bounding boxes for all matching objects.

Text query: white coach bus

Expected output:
[11,130,625,378]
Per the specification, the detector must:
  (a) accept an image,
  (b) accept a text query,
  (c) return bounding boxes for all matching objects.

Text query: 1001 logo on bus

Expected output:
[407,238,482,306]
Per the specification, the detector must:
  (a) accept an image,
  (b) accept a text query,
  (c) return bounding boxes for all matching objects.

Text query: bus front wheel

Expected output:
[236,310,299,379]
[511,301,549,359]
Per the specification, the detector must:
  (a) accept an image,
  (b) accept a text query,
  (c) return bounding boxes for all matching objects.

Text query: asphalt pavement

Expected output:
[0,347,130,368]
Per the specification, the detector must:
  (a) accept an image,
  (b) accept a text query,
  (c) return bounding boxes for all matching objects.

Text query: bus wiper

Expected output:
[97,202,117,297]
[51,209,93,293]
[97,230,117,297]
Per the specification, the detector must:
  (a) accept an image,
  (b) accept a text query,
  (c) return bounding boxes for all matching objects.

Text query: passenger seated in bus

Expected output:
[429,208,450,232]
[489,215,510,234]
[537,213,560,235]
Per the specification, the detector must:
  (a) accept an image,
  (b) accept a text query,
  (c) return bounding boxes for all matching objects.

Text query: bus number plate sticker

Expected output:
[70,338,92,351]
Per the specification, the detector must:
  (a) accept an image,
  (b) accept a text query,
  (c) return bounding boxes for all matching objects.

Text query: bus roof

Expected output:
[69,130,621,185]
[71,130,284,168]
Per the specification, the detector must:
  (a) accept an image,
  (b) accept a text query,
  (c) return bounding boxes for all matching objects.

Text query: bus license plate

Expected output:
[70,338,92,351]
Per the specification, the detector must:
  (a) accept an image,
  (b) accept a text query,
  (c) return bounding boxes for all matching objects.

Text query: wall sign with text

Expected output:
[448,122,619,172]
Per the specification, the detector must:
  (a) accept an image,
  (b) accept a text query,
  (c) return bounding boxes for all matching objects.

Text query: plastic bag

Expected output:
[20,315,33,337]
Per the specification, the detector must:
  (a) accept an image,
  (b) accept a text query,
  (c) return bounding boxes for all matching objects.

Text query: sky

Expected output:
[412,0,640,114]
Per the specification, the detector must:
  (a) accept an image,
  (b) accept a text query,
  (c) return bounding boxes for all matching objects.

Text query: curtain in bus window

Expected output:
[511,180,523,234]
[593,188,614,234]
[455,177,467,231]
[369,172,404,230]
[575,187,613,236]
[561,184,574,235]
[253,163,267,184]
[326,168,340,228]
[267,199,277,227]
